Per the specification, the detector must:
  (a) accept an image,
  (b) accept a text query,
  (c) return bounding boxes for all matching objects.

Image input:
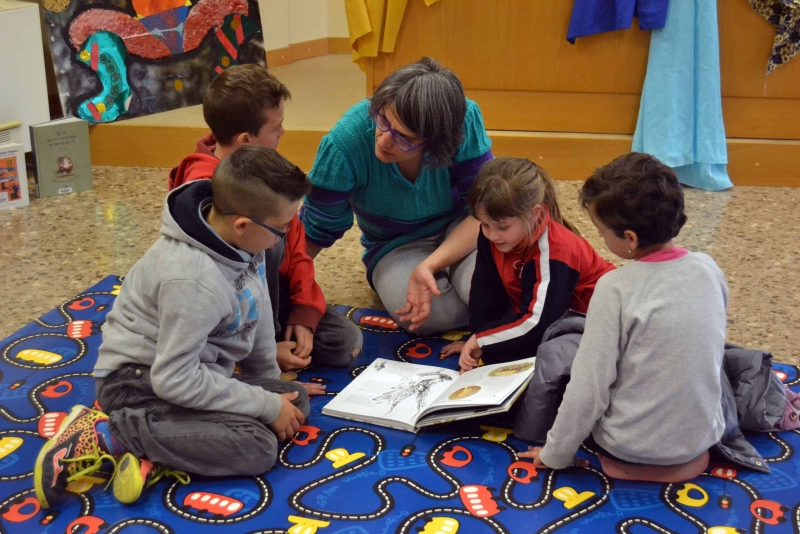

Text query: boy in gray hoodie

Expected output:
[34,145,316,508]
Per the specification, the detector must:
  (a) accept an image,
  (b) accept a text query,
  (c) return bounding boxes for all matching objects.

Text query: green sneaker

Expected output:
[113,452,190,504]
[34,405,117,508]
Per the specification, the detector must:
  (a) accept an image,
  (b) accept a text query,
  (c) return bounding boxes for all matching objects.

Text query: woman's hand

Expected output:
[395,218,480,332]
[458,335,482,373]
[395,262,441,332]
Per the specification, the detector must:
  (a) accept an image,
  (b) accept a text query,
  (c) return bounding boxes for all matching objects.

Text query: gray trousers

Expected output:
[96,364,309,476]
[278,280,363,367]
[371,217,476,336]
[264,240,284,334]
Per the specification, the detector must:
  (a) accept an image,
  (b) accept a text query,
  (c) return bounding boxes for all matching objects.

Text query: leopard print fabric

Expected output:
[749,0,800,72]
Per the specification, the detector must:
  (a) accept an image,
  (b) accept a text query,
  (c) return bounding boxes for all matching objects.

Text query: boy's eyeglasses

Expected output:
[371,111,424,152]
[224,211,288,238]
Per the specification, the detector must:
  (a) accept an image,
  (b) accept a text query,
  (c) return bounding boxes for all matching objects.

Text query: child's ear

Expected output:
[234,132,250,147]
[623,230,639,251]
[231,216,250,235]
[528,205,544,230]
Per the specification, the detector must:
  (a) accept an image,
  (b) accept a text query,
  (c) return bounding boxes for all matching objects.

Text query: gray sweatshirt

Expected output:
[538,250,727,469]
[95,181,283,424]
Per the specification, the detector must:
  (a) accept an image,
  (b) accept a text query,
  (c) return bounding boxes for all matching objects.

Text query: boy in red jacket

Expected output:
[169,64,362,370]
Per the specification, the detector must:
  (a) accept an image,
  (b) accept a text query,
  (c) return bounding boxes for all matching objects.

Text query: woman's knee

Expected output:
[372,245,435,310]
[450,249,477,303]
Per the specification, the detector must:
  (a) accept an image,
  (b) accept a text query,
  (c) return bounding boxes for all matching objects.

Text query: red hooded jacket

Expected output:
[169,134,326,330]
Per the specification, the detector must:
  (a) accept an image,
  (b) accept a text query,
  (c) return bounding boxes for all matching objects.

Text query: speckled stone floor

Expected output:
[1,167,798,364]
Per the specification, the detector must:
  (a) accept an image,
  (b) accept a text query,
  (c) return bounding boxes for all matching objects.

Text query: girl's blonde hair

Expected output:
[467,157,580,238]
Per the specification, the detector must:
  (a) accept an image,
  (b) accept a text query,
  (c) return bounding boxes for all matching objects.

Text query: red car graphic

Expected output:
[359,316,399,330]
[183,492,244,517]
[459,485,502,517]
[38,412,68,438]
[68,320,96,339]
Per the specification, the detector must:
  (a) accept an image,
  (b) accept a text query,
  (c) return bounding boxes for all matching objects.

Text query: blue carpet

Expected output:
[1,275,799,533]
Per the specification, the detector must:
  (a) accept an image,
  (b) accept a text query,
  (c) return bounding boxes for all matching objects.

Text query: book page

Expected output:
[324,359,460,426]
[428,357,536,411]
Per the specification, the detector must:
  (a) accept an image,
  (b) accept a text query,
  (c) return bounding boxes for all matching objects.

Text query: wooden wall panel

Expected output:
[718,0,800,99]
[463,91,800,139]
[726,139,800,187]
[90,126,325,171]
[490,132,800,187]
[723,98,800,140]
[91,123,800,187]
[371,0,650,94]
[489,132,633,181]
[89,126,208,168]
[465,90,640,134]
[368,0,800,141]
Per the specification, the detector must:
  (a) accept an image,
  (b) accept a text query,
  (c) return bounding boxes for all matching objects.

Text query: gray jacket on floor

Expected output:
[513,312,784,473]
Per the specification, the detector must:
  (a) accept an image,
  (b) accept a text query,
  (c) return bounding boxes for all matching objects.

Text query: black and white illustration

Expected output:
[372,371,453,416]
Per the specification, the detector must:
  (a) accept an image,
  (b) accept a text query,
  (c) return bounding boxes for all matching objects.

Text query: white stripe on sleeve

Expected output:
[478,228,551,347]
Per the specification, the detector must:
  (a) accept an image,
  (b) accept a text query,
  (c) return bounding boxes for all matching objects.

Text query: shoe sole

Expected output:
[33,405,88,509]
[113,453,144,505]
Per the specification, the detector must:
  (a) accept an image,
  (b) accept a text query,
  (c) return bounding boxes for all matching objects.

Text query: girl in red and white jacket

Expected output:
[444,157,615,371]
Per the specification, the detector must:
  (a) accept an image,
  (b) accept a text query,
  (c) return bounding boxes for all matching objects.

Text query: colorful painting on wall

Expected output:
[41,0,266,123]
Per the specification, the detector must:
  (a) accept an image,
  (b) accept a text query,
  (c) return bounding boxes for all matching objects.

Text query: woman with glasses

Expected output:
[300,57,493,335]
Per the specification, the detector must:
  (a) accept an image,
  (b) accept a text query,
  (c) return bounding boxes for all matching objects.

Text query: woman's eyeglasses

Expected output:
[371,111,424,152]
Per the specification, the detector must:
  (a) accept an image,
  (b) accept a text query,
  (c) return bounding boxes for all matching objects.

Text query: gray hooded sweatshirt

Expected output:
[95,181,282,424]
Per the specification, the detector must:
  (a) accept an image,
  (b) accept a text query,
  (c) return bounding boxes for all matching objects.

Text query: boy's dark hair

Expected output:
[203,64,291,145]
[579,153,687,249]
[369,56,466,168]
[212,145,310,221]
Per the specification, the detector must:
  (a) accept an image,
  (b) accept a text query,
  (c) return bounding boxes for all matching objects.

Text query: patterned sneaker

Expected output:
[34,405,118,508]
[113,452,190,504]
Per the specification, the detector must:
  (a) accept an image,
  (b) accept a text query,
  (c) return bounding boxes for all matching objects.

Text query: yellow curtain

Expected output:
[345,0,439,70]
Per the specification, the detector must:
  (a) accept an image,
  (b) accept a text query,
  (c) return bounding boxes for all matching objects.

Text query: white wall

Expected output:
[0,1,50,151]
[259,0,291,51]
[259,0,347,51]
[327,0,349,38]
[289,0,328,44]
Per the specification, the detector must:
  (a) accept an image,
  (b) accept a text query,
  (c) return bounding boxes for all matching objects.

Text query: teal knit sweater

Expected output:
[299,99,492,286]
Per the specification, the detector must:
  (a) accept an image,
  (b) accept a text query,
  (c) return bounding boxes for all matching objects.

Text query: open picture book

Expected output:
[322,357,536,433]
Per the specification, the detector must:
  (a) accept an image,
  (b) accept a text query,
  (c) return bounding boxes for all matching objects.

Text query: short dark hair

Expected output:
[369,56,466,167]
[579,153,687,249]
[203,64,291,145]
[212,145,310,221]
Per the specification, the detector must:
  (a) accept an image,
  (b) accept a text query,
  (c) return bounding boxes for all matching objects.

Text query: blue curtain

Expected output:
[632,0,733,191]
